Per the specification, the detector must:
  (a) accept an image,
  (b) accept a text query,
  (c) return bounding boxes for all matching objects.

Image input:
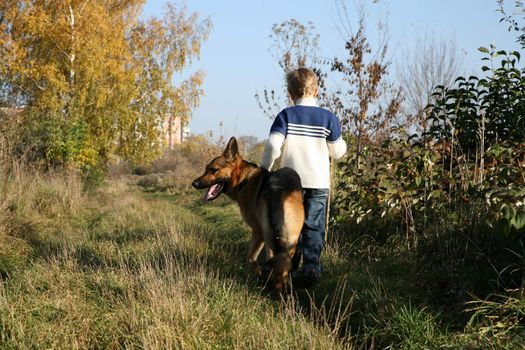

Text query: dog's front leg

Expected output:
[246,232,264,276]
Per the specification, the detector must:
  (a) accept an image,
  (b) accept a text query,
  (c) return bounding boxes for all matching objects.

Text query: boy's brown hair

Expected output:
[286,68,318,99]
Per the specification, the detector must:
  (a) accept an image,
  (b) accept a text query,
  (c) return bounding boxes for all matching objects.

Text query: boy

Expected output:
[261,67,347,285]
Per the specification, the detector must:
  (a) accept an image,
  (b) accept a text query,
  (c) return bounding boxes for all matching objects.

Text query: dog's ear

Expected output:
[223,137,239,160]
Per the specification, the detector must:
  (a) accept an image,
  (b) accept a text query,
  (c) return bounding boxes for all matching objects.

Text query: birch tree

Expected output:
[0,0,211,168]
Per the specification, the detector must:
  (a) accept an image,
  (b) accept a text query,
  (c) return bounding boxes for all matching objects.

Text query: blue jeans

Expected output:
[292,188,329,274]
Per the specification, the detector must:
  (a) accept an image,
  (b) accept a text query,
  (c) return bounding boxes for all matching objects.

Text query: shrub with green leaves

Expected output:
[334,46,525,238]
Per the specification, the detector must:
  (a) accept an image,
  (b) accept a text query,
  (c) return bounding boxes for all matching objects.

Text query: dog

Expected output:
[192,137,304,292]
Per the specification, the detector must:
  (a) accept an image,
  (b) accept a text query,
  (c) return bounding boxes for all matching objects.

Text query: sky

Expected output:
[142,0,522,140]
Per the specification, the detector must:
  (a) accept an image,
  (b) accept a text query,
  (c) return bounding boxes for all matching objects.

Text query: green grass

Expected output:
[1,169,524,348]
[0,173,349,349]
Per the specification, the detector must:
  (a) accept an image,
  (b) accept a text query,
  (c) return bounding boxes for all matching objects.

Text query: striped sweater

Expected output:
[261,98,347,189]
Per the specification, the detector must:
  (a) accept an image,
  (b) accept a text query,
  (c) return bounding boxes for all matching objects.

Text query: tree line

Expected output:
[0,0,211,176]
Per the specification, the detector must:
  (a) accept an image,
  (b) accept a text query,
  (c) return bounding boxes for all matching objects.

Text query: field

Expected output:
[1,0,525,348]
[1,159,524,349]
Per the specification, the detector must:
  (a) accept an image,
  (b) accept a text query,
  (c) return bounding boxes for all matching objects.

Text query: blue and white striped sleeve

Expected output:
[327,114,347,160]
[269,112,287,137]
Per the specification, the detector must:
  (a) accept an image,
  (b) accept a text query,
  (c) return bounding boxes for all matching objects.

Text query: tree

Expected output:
[327,0,402,167]
[255,19,320,119]
[427,47,525,186]
[397,32,464,132]
[0,0,211,169]
[269,19,320,73]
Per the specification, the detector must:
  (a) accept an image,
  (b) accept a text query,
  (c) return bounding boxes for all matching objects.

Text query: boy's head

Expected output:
[286,68,318,101]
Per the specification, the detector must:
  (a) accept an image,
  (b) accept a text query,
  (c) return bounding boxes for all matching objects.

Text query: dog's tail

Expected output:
[263,168,303,292]
[261,205,292,292]
[267,180,294,292]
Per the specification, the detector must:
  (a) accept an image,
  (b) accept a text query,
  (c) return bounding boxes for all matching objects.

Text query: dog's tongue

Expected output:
[203,183,220,202]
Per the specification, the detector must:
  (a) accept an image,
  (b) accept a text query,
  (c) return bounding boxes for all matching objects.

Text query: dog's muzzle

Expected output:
[192,179,203,189]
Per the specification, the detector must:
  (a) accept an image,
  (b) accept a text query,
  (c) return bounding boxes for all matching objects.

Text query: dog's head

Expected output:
[192,137,241,202]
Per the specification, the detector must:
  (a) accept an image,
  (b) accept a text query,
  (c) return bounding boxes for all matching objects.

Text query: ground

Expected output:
[0,177,523,349]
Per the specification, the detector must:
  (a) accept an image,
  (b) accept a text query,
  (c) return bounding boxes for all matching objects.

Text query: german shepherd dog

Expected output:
[192,137,304,292]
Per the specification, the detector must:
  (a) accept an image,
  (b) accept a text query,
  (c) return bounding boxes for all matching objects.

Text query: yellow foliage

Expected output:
[0,0,211,167]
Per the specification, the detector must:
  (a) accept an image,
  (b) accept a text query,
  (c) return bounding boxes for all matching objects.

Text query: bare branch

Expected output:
[397,31,465,132]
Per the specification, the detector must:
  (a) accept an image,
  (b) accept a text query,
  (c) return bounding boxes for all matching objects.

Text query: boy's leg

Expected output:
[301,188,329,282]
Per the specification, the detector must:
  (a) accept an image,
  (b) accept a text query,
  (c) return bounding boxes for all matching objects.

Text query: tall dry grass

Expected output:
[0,135,353,349]
[3,132,521,349]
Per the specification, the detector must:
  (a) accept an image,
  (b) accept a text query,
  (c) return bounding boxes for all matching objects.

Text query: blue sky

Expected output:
[143,0,521,139]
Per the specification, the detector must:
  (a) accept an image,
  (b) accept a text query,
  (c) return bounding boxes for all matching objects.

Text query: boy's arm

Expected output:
[261,132,285,170]
[261,112,287,170]
[328,137,347,160]
[327,114,347,160]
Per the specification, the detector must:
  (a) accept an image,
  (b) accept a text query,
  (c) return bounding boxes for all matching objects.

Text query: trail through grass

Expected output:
[1,176,524,349]
[0,179,350,349]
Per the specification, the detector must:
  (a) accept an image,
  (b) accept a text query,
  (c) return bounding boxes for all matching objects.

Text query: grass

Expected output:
[1,160,525,348]
[0,166,349,349]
